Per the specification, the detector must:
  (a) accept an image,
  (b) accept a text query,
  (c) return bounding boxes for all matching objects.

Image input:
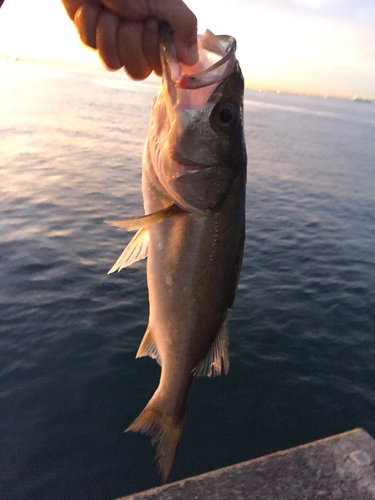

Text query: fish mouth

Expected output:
[159,23,237,91]
[170,151,216,172]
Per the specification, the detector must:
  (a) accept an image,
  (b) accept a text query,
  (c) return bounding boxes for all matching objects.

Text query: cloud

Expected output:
[357,7,375,22]
[255,0,375,20]
[291,0,328,9]
[184,0,375,96]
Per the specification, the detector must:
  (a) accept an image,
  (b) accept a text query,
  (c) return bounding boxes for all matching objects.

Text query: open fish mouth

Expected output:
[153,24,244,211]
[159,23,237,91]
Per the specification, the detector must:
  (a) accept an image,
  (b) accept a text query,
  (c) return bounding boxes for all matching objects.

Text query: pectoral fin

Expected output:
[192,318,230,377]
[107,205,187,272]
[108,227,149,274]
[105,204,183,231]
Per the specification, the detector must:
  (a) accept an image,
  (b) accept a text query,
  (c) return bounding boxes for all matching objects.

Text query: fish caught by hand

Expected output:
[107,23,247,481]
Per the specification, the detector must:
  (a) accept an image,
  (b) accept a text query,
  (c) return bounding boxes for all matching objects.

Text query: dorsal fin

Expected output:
[108,227,149,274]
[105,204,183,232]
[192,318,229,377]
[136,326,161,366]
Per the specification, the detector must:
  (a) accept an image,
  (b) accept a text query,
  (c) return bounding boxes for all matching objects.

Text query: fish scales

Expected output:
[107,24,247,480]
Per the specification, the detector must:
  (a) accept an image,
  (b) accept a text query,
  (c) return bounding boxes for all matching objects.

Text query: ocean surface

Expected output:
[1,59,375,500]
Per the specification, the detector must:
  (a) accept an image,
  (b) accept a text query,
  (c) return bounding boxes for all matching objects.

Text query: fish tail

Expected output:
[126,401,184,481]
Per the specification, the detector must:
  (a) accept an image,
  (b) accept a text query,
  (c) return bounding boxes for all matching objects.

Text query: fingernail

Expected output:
[185,43,198,66]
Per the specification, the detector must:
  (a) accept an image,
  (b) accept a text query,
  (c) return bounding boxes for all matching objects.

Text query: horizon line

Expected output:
[1,53,373,102]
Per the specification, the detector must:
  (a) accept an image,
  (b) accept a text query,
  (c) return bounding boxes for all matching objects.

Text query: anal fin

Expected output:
[108,227,149,274]
[136,326,161,366]
[193,318,230,377]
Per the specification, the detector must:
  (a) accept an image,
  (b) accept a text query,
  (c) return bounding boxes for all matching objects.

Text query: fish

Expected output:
[107,23,247,481]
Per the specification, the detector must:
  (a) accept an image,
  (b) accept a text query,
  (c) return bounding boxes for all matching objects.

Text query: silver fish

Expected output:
[107,24,247,481]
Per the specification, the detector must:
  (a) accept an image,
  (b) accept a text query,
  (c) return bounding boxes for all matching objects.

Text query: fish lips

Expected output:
[159,23,238,102]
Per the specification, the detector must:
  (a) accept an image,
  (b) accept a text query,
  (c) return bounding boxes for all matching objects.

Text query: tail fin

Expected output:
[126,404,184,481]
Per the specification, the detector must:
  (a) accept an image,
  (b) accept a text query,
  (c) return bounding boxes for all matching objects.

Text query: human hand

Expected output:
[61,0,198,79]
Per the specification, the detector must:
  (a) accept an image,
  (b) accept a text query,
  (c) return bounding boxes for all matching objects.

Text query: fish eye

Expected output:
[211,102,239,130]
[219,107,234,124]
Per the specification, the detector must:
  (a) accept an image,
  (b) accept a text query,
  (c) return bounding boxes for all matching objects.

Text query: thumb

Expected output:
[159,0,198,66]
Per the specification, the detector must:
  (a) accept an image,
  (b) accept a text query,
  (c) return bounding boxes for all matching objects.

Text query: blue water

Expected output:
[1,60,375,500]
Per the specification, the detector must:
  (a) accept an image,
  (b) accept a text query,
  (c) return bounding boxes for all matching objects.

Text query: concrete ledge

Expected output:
[118,428,375,500]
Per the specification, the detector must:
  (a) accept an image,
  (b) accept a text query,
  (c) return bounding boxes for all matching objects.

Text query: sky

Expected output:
[0,0,374,98]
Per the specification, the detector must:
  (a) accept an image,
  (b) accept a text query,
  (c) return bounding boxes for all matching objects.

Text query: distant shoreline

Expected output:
[1,53,373,103]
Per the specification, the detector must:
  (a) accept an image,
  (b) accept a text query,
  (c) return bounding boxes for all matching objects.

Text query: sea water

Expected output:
[1,60,375,500]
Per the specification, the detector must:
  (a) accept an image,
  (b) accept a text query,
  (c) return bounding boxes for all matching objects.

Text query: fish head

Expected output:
[150,25,246,212]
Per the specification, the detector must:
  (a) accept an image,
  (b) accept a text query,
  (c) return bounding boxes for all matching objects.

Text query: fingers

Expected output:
[142,18,162,76]
[117,21,152,79]
[74,5,153,77]
[76,3,124,72]
[102,0,198,66]
[71,0,198,77]
[96,10,122,69]
[74,4,101,49]
[62,0,101,21]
